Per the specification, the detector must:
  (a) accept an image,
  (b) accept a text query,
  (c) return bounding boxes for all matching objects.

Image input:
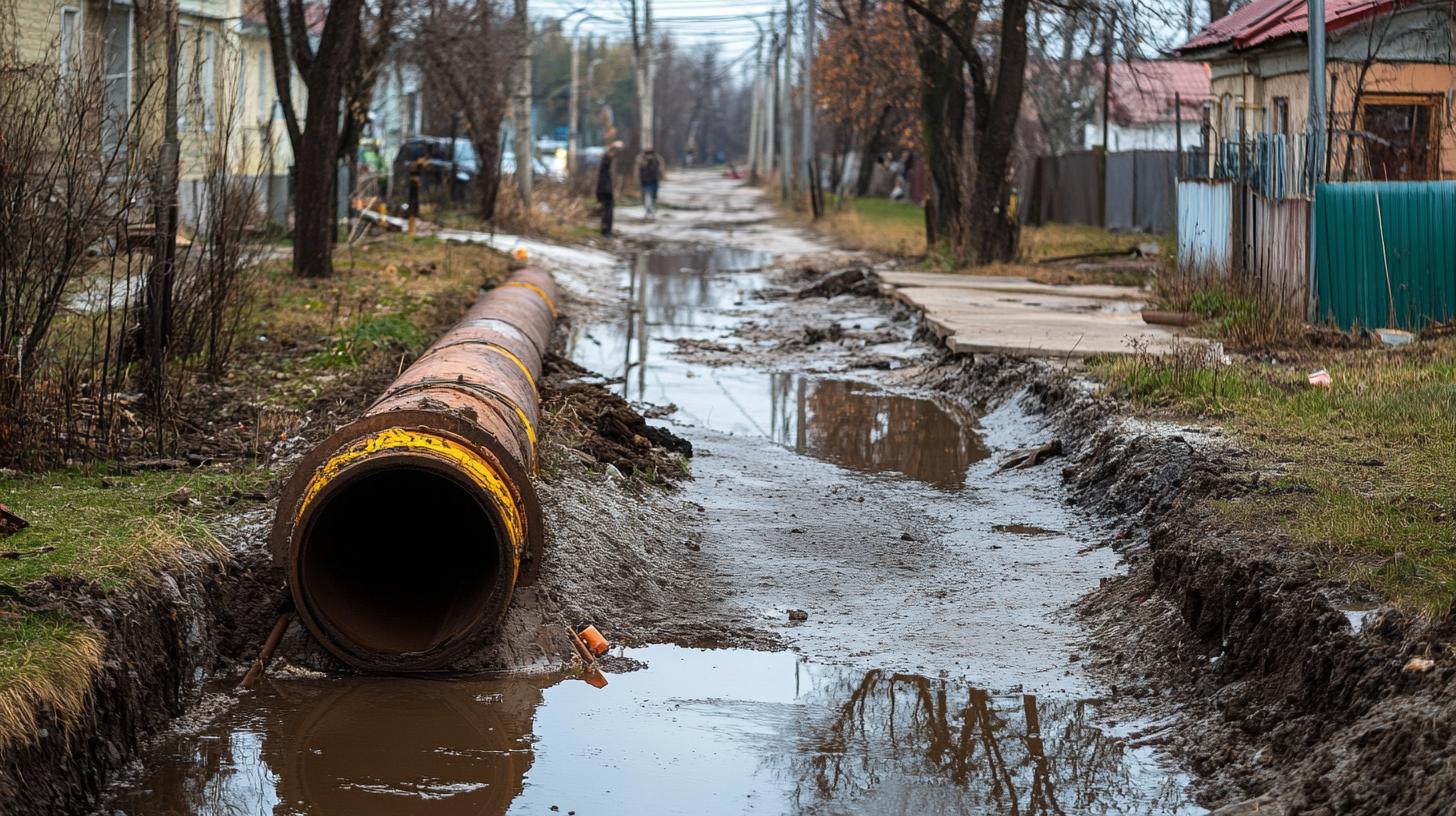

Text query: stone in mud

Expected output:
[788,609,809,622]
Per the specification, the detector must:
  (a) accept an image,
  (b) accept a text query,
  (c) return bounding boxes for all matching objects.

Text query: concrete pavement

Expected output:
[877,270,1193,358]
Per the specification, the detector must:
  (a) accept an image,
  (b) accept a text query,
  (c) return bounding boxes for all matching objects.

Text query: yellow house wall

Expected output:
[1210,58,1456,179]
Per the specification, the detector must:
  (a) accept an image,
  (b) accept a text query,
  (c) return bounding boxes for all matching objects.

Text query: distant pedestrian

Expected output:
[597,141,623,237]
[639,147,663,219]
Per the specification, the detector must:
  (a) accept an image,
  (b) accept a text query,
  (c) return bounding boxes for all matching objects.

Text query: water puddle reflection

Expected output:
[104,646,1202,815]
[567,248,984,488]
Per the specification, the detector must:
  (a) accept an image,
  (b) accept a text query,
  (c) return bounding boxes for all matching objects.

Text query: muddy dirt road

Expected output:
[100,172,1205,815]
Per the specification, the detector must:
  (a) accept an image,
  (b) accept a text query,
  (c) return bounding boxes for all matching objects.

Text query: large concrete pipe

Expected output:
[270,268,559,672]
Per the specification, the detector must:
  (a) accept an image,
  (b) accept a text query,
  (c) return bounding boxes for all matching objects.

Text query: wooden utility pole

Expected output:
[779,0,794,198]
[747,34,763,181]
[569,33,581,180]
[801,0,816,214]
[1307,0,1326,298]
[146,0,182,416]
[764,9,777,178]
[513,0,533,206]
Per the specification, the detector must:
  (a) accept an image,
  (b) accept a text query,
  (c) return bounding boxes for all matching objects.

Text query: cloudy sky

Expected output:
[535,0,793,61]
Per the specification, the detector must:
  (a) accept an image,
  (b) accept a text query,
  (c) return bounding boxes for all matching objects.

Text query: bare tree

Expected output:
[411,0,513,219]
[262,0,366,278]
[902,0,1031,263]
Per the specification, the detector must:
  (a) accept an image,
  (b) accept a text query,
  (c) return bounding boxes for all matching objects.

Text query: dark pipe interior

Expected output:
[300,467,503,656]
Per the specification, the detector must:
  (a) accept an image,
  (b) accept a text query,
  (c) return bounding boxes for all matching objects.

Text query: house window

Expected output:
[1273,97,1290,135]
[1361,95,1440,180]
[59,6,81,76]
[101,4,132,156]
[257,51,270,123]
[178,22,193,131]
[201,30,216,132]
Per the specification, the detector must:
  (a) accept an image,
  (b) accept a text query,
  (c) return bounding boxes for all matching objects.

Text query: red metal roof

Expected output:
[1178,0,1395,53]
[1109,60,1212,123]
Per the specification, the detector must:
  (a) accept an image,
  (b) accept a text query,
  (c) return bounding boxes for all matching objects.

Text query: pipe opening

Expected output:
[299,466,505,657]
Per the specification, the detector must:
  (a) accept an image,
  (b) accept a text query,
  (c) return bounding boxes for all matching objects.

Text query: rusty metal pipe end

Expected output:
[269,270,557,672]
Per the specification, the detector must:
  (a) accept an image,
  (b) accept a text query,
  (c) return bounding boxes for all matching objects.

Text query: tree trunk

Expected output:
[967,0,1029,264]
[293,92,344,278]
[916,40,969,255]
[474,125,503,221]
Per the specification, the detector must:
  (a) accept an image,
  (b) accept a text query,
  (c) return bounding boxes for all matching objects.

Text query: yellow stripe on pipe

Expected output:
[294,428,524,574]
[499,280,558,317]
[484,344,537,392]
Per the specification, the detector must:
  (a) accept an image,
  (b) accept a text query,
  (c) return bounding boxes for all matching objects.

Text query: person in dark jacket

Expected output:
[597,141,623,236]
[638,148,663,219]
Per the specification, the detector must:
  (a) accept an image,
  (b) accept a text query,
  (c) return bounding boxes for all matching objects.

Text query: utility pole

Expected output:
[512,0,532,206]
[1307,0,1326,300]
[764,11,777,180]
[801,0,815,213]
[569,34,580,181]
[747,34,763,181]
[630,0,656,151]
[644,0,655,150]
[1101,9,1115,152]
[779,0,794,198]
[146,0,182,418]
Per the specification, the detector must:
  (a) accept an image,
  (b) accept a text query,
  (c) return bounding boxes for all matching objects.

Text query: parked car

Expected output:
[392,137,478,194]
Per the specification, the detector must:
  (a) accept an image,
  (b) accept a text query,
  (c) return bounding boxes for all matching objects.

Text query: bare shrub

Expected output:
[0,23,156,467]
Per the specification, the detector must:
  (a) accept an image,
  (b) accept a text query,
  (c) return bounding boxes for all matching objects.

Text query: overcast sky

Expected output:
[535,0,792,64]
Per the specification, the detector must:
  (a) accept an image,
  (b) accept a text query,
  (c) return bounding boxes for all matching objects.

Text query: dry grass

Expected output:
[1094,338,1456,615]
[802,196,1159,273]
[0,615,104,750]
[1020,223,1147,260]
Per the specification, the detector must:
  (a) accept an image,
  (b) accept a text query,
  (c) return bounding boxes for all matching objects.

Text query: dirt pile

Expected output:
[540,355,693,476]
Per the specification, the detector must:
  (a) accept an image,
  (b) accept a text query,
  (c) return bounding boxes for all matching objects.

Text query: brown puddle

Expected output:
[102,646,1201,815]
[567,248,983,488]
[769,376,987,489]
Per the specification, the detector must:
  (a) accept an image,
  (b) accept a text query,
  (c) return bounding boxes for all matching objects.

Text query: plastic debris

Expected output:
[1307,369,1333,388]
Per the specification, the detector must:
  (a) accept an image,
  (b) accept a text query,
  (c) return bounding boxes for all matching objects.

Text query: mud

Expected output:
[75,170,1450,815]
[915,350,1456,814]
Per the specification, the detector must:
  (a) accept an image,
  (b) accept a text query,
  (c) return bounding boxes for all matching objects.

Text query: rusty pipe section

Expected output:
[269,268,558,672]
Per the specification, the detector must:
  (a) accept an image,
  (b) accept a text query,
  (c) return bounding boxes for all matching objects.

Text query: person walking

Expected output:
[639,147,663,220]
[597,141,622,237]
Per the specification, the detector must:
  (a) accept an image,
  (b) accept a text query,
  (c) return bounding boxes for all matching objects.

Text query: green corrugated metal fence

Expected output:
[1314,181,1456,331]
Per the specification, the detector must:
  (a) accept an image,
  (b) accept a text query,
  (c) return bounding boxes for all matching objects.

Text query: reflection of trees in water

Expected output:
[768,375,989,489]
[107,678,544,816]
[788,670,1190,815]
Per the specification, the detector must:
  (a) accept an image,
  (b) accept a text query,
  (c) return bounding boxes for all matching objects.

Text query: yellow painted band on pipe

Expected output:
[484,344,537,392]
[293,428,524,574]
[499,280,558,318]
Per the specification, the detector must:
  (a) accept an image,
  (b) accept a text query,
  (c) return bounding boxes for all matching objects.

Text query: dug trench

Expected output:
[4,178,1448,815]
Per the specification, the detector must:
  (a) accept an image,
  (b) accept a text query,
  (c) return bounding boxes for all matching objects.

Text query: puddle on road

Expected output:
[567,248,982,488]
[104,646,1202,815]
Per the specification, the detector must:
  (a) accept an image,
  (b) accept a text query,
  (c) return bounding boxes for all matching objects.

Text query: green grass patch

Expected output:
[0,466,271,589]
[0,614,104,748]
[1094,340,1456,614]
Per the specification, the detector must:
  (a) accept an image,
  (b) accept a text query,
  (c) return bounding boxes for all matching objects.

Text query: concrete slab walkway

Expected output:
[877,270,1192,358]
